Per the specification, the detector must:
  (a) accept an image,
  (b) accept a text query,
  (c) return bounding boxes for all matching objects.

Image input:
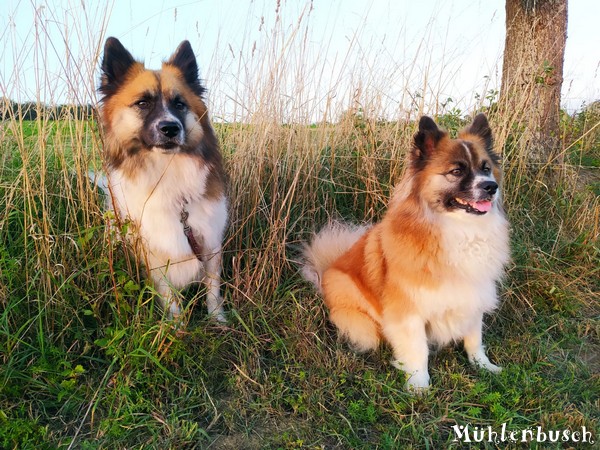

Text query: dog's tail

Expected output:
[300,221,369,292]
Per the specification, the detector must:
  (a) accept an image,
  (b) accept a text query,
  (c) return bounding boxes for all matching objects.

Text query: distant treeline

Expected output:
[0,98,95,121]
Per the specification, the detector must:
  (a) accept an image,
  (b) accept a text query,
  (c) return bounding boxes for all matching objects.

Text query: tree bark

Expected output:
[500,0,568,164]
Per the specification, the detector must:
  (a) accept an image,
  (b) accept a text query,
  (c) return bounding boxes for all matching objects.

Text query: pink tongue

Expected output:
[471,201,492,212]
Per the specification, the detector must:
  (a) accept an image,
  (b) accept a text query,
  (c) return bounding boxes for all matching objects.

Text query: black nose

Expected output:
[158,121,181,138]
[479,180,498,196]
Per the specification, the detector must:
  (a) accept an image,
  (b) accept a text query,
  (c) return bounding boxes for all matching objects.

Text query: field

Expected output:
[0,103,598,449]
[1,4,599,448]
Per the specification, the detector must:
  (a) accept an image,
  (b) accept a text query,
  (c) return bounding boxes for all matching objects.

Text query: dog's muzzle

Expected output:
[149,119,184,150]
[451,181,498,215]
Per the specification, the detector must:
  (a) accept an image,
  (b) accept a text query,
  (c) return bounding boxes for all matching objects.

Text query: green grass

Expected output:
[0,112,598,449]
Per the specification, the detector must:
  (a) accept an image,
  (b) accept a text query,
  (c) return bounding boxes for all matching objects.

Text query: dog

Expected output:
[301,114,510,391]
[97,37,227,322]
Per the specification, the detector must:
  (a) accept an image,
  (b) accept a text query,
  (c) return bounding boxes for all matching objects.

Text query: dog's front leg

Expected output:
[153,275,182,320]
[203,247,226,323]
[463,314,502,373]
[384,315,430,392]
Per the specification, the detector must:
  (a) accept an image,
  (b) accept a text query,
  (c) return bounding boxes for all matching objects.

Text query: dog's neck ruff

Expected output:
[180,204,205,262]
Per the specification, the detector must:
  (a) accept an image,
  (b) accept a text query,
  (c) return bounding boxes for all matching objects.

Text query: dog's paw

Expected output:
[208,304,227,324]
[392,360,430,393]
[406,381,430,395]
[469,354,502,373]
[482,362,503,373]
[214,310,228,324]
[167,302,182,320]
[405,371,430,394]
[206,296,227,324]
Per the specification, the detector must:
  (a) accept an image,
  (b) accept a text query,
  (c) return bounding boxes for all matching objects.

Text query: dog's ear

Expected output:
[462,113,493,154]
[167,40,206,97]
[412,116,446,167]
[100,37,137,98]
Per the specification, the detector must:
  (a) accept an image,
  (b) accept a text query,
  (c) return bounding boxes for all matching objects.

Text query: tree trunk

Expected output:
[500,0,568,165]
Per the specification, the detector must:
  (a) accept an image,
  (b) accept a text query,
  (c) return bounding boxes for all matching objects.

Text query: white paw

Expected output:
[167,302,181,319]
[469,354,502,373]
[207,300,227,324]
[405,371,430,393]
[483,361,503,373]
[213,310,228,324]
[391,360,430,392]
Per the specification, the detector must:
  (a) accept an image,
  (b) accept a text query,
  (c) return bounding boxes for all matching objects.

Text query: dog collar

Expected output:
[180,207,206,262]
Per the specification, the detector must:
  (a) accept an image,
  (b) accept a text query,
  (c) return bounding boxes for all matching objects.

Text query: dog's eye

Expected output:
[450,168,463,176]
[174,101,187,111]
[482,164,491,174]
[135,100,150,109]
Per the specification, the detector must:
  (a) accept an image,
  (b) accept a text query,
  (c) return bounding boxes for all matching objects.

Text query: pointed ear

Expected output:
[462,113,493,153]
[100,37,137,97]
[412,116,446,167]
[167,40,205,96]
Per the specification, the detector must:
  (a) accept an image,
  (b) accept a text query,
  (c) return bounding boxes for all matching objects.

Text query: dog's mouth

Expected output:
[450,197,493,215]
[153,142,181,153]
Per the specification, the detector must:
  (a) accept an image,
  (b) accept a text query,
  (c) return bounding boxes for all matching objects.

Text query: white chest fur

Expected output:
[108,152,227,267]
[440,206,510,281]
[412,206,510,344]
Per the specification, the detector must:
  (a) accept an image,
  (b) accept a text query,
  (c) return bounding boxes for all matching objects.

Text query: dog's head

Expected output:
[99,37,214,167]
[410,114,502,216]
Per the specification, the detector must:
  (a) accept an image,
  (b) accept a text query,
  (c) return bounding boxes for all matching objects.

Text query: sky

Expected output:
[1,0,598,122]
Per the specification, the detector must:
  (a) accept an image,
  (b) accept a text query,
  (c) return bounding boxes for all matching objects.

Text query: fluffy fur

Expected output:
[98,37,227,322]
[301,114,510,391]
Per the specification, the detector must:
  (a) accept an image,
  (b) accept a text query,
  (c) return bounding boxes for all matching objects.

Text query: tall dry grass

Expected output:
[0,1,597,320]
